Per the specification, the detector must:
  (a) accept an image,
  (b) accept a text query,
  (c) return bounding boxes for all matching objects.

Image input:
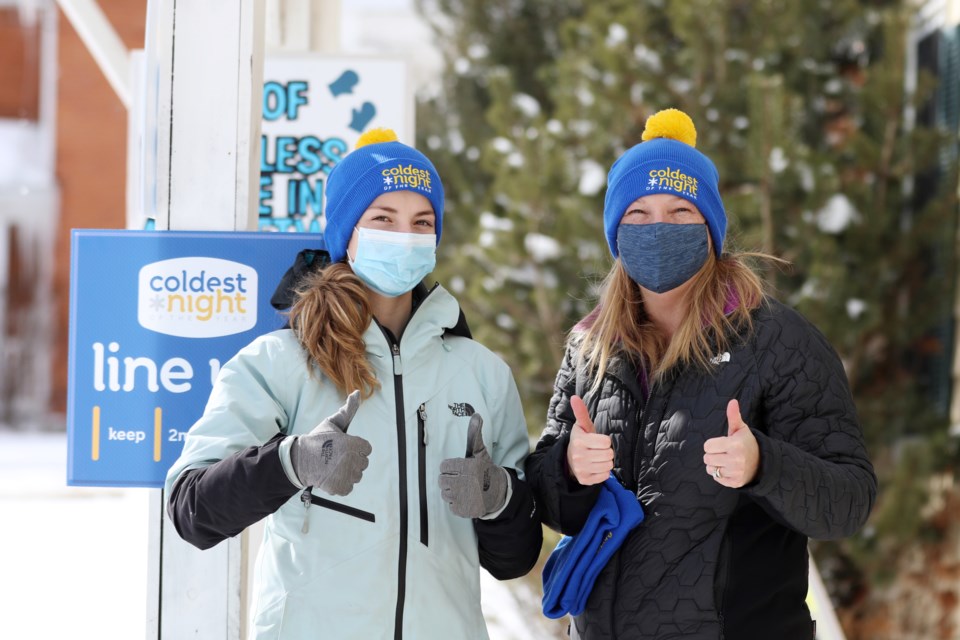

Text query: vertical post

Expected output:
[144,0,265,638]
[311,0,341,52]
[126,50,145,229]
[264,0,340,53]
[808,558,847,640]
[153,0,265,232]
[946,12,960,436]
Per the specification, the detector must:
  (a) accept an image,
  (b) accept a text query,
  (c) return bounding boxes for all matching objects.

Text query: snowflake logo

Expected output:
[383,176,394,186]
[148,295,164,311]
[647,177,658,187]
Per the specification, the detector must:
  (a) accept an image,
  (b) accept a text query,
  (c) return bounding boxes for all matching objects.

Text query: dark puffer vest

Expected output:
[526,298,876,640]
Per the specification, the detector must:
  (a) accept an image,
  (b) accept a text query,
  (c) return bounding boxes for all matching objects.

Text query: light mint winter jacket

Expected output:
[164,285,535,639]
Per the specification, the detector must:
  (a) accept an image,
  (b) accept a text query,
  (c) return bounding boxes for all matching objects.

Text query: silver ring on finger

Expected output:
[713,466,722,480]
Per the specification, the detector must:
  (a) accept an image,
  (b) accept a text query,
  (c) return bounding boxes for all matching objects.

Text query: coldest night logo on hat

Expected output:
[646,166,699,200]
[322,127,445,263]
[603,108,727,258]
[381,163,434,194]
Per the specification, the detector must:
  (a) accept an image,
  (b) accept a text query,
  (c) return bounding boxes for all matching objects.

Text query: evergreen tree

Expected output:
[415,1,590,426]
[416,0,958,622]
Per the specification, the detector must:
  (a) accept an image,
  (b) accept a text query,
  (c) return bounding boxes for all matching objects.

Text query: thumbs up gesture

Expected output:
[290,390,373,496]
[702,399,760,488]
[439,413,510,519]
[565,395,614,486]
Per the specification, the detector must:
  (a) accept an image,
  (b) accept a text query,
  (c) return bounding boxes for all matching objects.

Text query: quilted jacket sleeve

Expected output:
[525,344,602,536]
[745,304,877,540]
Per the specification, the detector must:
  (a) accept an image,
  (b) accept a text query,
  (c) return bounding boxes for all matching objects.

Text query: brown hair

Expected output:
[288,262,380,399]
[576,249,772,390]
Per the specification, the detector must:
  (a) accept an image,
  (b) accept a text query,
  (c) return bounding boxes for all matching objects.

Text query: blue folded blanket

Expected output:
[541,475,645,619]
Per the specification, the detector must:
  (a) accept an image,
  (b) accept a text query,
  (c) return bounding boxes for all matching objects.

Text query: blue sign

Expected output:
[67,230,324,487]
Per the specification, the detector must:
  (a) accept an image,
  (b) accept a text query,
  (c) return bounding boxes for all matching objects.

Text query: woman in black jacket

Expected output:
[526,108,877,640]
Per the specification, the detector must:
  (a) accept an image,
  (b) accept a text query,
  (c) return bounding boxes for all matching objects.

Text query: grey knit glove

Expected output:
[290,391,372,496]
[439,413,509,519]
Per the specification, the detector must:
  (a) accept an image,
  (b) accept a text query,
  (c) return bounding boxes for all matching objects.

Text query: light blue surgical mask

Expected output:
[348,227,437,297]
[617,223,708,293]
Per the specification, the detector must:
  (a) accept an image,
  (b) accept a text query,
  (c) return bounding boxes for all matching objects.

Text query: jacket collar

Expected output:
[604,353,647,404]
[411,282,471,340]
[363,283,464,366]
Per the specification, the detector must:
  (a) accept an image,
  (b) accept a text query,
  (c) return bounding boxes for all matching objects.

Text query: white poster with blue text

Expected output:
[259,55,412,233]
[67,230,324,487]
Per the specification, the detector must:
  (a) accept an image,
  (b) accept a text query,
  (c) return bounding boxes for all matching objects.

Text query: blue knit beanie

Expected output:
[603,109,726,258]
[324,128,444,262]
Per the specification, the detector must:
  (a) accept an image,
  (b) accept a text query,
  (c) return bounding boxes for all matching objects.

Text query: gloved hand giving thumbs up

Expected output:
[290,390,373,496]
[439,413,510,519]
[566,395,614,486]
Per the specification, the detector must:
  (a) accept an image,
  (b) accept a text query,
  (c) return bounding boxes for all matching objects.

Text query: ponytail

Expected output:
[288,262,380,399]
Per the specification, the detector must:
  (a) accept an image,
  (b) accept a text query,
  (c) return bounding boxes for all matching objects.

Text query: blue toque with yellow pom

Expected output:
[324,128,445,262]
[603,109,726,258]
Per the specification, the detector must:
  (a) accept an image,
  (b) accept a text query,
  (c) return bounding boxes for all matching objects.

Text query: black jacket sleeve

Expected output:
[745,304,878,539]
[524,345,602,536]
[474,468,542,580]
[167,433,300,550]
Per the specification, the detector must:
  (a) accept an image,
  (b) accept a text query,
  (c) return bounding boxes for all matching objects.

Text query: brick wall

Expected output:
[51,1,146,413]
[0,8,40,120]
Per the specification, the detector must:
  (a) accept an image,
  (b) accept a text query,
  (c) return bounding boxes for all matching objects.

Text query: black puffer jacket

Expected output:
[526,298,877,640]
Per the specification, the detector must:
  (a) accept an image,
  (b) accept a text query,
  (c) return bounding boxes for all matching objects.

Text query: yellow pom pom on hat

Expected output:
[640,108,697,147]
[603,108,725,258]
[324,127,444,262]
[355,127,399,148]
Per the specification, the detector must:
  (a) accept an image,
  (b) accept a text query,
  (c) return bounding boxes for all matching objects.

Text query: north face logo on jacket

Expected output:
[449,402,476,417]
[710,351,731,365]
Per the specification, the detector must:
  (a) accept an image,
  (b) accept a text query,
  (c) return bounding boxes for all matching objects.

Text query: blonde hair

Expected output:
[288,262,380,399]
[577,250,771,390]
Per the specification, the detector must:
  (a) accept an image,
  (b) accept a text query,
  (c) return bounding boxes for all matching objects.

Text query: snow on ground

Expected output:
[0,431,149,640]
[0,430,559,639]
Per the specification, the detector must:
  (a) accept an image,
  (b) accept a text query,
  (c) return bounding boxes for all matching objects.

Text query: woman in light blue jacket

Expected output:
[165,128,542,640]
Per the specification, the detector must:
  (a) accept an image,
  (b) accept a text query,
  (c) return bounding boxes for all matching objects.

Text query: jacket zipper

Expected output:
[377,288,438,640]
[300,488,376,530]
[613,398,647,640]
[390,341,408,640]
[300,488,312,534]
[715,532,732,638]
[417,403,429,546]
[611,379,653,638]
[631,382,655,497]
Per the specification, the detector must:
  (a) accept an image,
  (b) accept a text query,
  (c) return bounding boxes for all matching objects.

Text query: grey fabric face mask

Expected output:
[617,223,709,293]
